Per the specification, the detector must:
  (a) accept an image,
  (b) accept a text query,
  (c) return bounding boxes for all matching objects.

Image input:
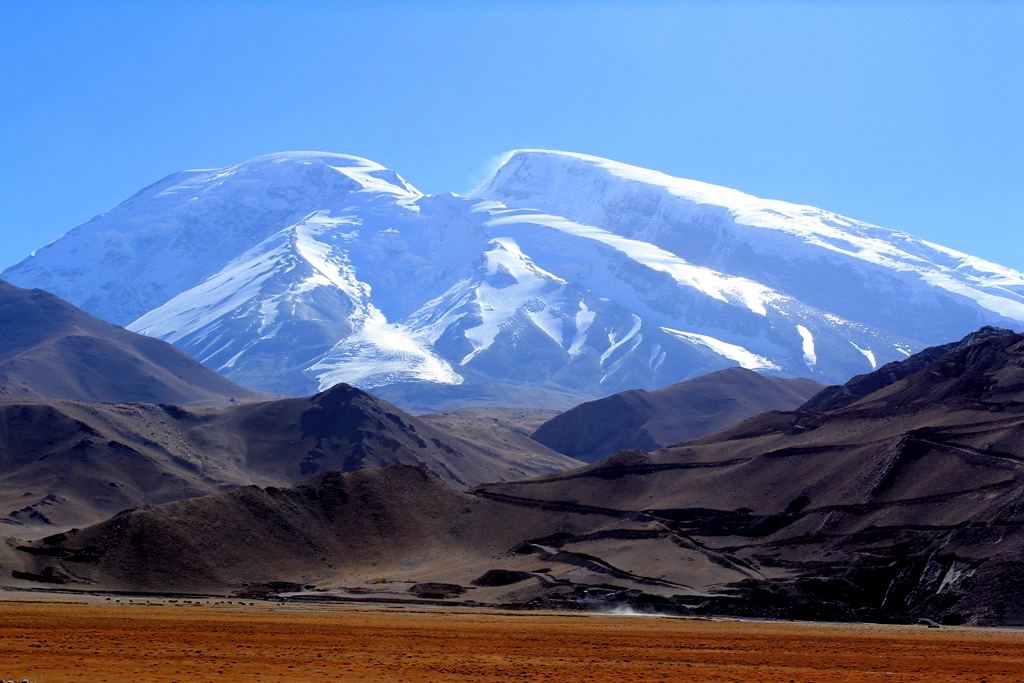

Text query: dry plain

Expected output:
[2,597,1023,682]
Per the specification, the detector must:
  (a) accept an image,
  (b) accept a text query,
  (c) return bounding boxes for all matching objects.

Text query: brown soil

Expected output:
[2,599,1022,682]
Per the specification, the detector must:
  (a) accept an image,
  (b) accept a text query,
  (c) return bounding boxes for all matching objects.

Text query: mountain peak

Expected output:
[210,151,422,197]
[1,151,420,327]
[477,149,1024,342]
[4,150,1024,407]
[480,149,750,206]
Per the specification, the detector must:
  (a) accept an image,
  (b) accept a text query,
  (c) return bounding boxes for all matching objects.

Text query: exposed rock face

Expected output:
[799,326,1017,411]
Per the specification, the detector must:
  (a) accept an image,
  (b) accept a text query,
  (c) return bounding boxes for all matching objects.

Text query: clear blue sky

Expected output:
[1,1,1021,272]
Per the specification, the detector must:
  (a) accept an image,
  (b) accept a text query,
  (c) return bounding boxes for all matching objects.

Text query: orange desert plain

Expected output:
[2,597,1023,682]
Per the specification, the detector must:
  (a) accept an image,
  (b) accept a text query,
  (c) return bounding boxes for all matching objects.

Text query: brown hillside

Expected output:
[9,330,1024,626]
[531,367,822,462]
[0,279,268,406]
[0,384,581,539]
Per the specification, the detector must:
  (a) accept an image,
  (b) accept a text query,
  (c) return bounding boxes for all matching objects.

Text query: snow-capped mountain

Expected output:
[477,150,1024,346]
[5,150,1022,408]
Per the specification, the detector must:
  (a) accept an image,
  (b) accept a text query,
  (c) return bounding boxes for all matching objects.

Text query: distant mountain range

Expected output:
[5,151,1022,407]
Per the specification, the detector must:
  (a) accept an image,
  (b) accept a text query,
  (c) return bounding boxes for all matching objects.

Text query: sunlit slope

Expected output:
[6,151,1021,403]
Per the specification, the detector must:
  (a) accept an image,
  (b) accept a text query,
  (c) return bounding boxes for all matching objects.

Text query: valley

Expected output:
[2,599,1023,683]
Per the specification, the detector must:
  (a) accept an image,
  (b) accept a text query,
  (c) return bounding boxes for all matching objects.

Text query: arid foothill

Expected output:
[3,302,1024,628]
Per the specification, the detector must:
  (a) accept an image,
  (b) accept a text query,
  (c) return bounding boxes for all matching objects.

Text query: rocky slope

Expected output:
[7,151,1021,405]
[0,384,581,540]
[531,367,822,462]
[480,329,1024,624]
[8,328,1024,625]
[0,279,267,405]
[799,325,1017,411]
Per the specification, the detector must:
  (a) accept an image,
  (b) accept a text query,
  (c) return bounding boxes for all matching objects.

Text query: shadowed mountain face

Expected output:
[0,279,268,406]
[0,384,581,539]
[8,330,1024,626]
[531,368,822,462]
[799,326,1017,412]
[479,330,1024,624]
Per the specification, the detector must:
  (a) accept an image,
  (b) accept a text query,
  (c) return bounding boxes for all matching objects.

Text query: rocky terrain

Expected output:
[531,367,822,462]
[0,385,581,540]
[5,327,1024,626]
[479,327,1024,624]
[0,279,267,406]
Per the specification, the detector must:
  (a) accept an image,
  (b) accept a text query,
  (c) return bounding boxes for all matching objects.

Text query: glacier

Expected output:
[476,150,1024,344]
[4,150,1022,410]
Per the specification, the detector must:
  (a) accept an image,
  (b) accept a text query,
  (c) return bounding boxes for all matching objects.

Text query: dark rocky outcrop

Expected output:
[799,326,1016,412]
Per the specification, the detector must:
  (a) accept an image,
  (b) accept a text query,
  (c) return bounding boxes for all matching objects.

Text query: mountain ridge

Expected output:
[4,150,1022,406]
[0,382,582,540]
[7,327,1024,625]
[531,367,823,462]
[0,279,268,406]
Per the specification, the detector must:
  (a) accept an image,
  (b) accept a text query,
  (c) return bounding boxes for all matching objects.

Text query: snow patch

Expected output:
[601,315,643,366]
[661,328,779,371]
[569,302,596,356]
[127,229,297,343]
[458,238,567,364]
[850,341,877,369]
[310,305,462,390]
[489,212,775,317]
[796,325,817,367]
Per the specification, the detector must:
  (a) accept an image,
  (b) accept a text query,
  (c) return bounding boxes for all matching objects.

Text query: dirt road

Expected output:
[1,598,1022,682]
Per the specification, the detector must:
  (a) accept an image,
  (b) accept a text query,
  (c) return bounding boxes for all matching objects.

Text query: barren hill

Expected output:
[531,367,822,462]
[8,329,1024,626]
[0,384,581,539]
[0,279,267,406]
[0,466,602,595]
[480,330,1024,624]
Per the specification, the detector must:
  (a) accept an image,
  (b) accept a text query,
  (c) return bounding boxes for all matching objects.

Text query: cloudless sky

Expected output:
[0,1,1021,272]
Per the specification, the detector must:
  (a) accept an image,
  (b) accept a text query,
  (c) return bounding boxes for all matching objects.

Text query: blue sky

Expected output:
[1,1,1021,272]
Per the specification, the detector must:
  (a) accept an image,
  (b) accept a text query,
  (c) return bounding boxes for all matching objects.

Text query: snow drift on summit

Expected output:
[4,150,1022,409]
